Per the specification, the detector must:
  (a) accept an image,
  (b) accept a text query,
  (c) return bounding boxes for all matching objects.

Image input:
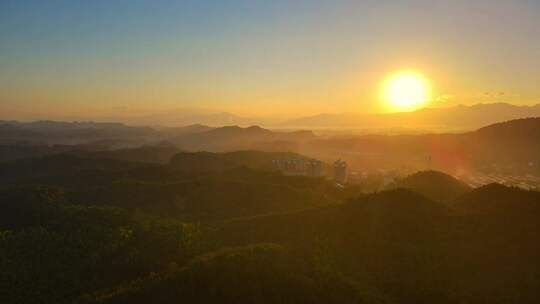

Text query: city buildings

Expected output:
[272,157,323,177]
[305,159,323,177]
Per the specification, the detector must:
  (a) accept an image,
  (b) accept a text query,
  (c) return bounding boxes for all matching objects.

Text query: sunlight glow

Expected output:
[382,71,431,112]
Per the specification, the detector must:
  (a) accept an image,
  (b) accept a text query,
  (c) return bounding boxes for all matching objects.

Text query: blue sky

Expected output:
[1,0,539,119]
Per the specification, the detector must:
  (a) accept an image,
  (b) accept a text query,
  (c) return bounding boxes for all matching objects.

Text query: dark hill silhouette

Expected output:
[389,170,471,202]
[344,188,449,219]
[87,146,182,164]
[218,189,449,248]
[303,117,540,174]
[473,117,540,137]
[0,143,180,164]
[454,183,540,217]
[463,117,540,166]
[0,143,80,163]
[0,152,337,222]
[83,171,331,222]
[170,125,315,151]
[85,244,366,304]
[0,123,40,141]
[169,151,240,172]
[0,153,150,184]
[215,187,540,303]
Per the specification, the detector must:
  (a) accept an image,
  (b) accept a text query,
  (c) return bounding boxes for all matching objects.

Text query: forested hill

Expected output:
[1,126,540,303]
[388,170,472,202]
[169,150,316,172]
[1,163,539,303]
[0,151,337,222]
[214,185,540,304]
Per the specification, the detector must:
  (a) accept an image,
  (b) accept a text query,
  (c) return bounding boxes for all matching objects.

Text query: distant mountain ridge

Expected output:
[0,120,158,146]
[0,120,317,152]
[121,108,272,127]
[283,103,540,131]
[1,115,539,178]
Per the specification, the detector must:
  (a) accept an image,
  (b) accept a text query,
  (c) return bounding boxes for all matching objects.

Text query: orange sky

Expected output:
[1,0,539,120]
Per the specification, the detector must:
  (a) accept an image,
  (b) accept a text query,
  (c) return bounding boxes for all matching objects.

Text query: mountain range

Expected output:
[118,108,271,127]
[2,117,540,178]
[282,103,540,131]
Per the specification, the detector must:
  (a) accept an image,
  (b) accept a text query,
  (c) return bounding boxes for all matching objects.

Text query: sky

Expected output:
[1,0,540,120]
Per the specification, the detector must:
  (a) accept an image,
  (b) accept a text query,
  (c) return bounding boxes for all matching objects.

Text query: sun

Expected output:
[382,71,431,112]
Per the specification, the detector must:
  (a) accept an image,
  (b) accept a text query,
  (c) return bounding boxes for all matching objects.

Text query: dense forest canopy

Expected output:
[1,118,539,304]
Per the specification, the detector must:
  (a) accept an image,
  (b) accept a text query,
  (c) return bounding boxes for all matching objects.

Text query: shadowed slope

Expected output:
[390,170,471,202]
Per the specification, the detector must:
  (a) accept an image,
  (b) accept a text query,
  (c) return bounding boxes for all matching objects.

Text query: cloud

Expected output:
[476,91,520,100]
